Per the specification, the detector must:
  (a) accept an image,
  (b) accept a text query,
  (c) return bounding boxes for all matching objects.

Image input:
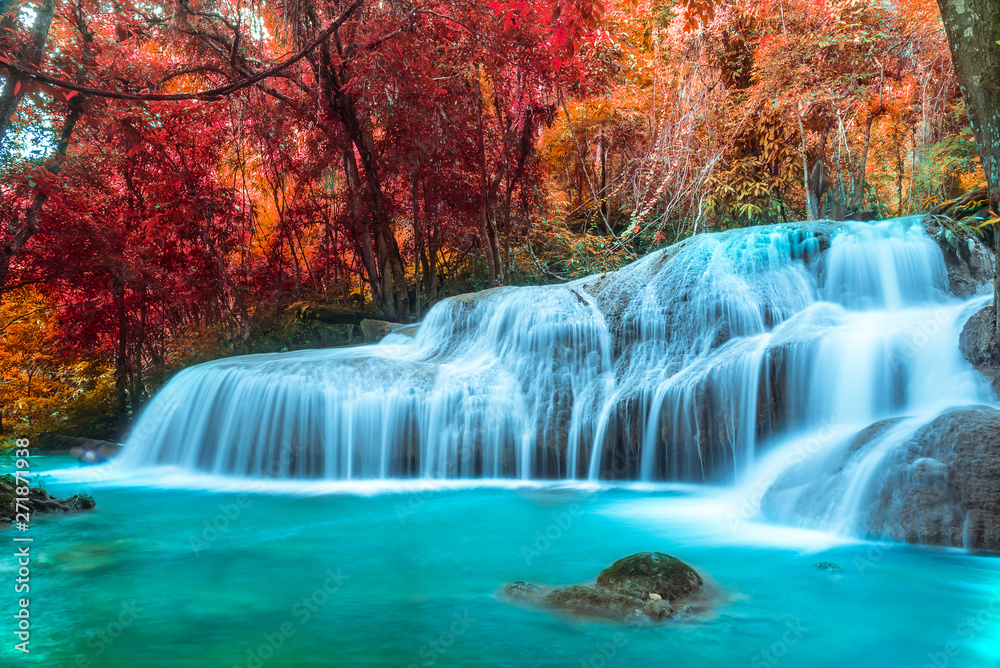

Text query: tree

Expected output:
[935,0,1000,332]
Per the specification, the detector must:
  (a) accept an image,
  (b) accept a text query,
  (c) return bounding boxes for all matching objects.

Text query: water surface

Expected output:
[7,457,999,668]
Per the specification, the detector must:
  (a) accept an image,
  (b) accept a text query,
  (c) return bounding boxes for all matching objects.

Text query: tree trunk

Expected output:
[805,125,832,219]
[852,73,885,212]
[426,184,439,303]
[936,0,1000,332]
[411,173,422,316]
[599,124,608,222]
[476,68,500,285]
[131,287,148,407]
[319,20,409,319]
[561,96,613,236]
[0,95,84,301]
[296,305,403,326]
[341,147,381,307]
[328,76,407,317]
[114,278,129,418]
[0,0,55,144]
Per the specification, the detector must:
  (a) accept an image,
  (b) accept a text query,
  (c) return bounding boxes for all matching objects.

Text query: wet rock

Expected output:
[545,585,674,621]
[762,406,1000,551]
[959,305,1000,395]
[503,581,545,601]
[359,318,405,342]
[595,552,704,602]
[502,552,704,622]
[922,216,994,298]
[0,474,96,522]
[36,433,121,457]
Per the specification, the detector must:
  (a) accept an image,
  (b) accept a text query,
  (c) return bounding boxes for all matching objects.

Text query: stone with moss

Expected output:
[545,585,675,621]
[814,562,841,572]
[595,552,704,602]
[503,581,545,600]
[0,474,95,523]
[502,552,704,623]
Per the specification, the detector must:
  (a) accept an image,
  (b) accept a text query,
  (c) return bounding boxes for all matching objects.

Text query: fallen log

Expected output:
[289,302,403,326]
[930,187,990,216]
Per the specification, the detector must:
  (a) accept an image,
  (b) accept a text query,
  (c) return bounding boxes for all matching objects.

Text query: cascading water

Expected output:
[115,216,996,504]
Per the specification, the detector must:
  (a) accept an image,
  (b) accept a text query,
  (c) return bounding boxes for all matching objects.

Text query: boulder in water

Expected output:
[545,585,675,621]
[0,474,96,522]
[762,406,1000,550]
[959,305,1000,395]
[922,215,994,298]
[503,581,544,600]
[501,552,704,622]
[595,551,704,601]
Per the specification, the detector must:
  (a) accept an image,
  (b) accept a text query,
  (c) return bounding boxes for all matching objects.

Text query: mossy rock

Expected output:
[503,580,545,598]
[545,585,674,621]
[0,474,95,522]
[503,581,545,600]
[595,552,703,602]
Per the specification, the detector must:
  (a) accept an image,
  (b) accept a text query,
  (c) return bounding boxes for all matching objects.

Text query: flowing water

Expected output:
[114,217,993,493]
[12,217,1000,666]
[8,457,1000,668]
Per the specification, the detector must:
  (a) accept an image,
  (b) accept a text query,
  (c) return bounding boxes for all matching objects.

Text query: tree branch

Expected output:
[0,0,364,102]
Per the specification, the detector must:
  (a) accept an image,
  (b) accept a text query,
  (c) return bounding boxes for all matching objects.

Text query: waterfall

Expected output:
[115,216,995,490]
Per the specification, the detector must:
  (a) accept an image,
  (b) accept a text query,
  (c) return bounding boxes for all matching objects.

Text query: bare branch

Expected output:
[0,0,365,102]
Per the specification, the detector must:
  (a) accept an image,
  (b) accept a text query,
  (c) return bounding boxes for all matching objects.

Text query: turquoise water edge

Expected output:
[3,457,1000,668]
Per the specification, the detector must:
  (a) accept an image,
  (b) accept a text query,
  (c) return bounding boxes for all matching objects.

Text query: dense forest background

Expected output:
[0,0,990,440]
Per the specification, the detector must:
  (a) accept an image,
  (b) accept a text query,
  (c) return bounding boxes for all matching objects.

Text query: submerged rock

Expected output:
[813,562,841,572]
[0,474,96,523]
[503,581,544,600]
[502,552,704,622]
[762,406,1000,551]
